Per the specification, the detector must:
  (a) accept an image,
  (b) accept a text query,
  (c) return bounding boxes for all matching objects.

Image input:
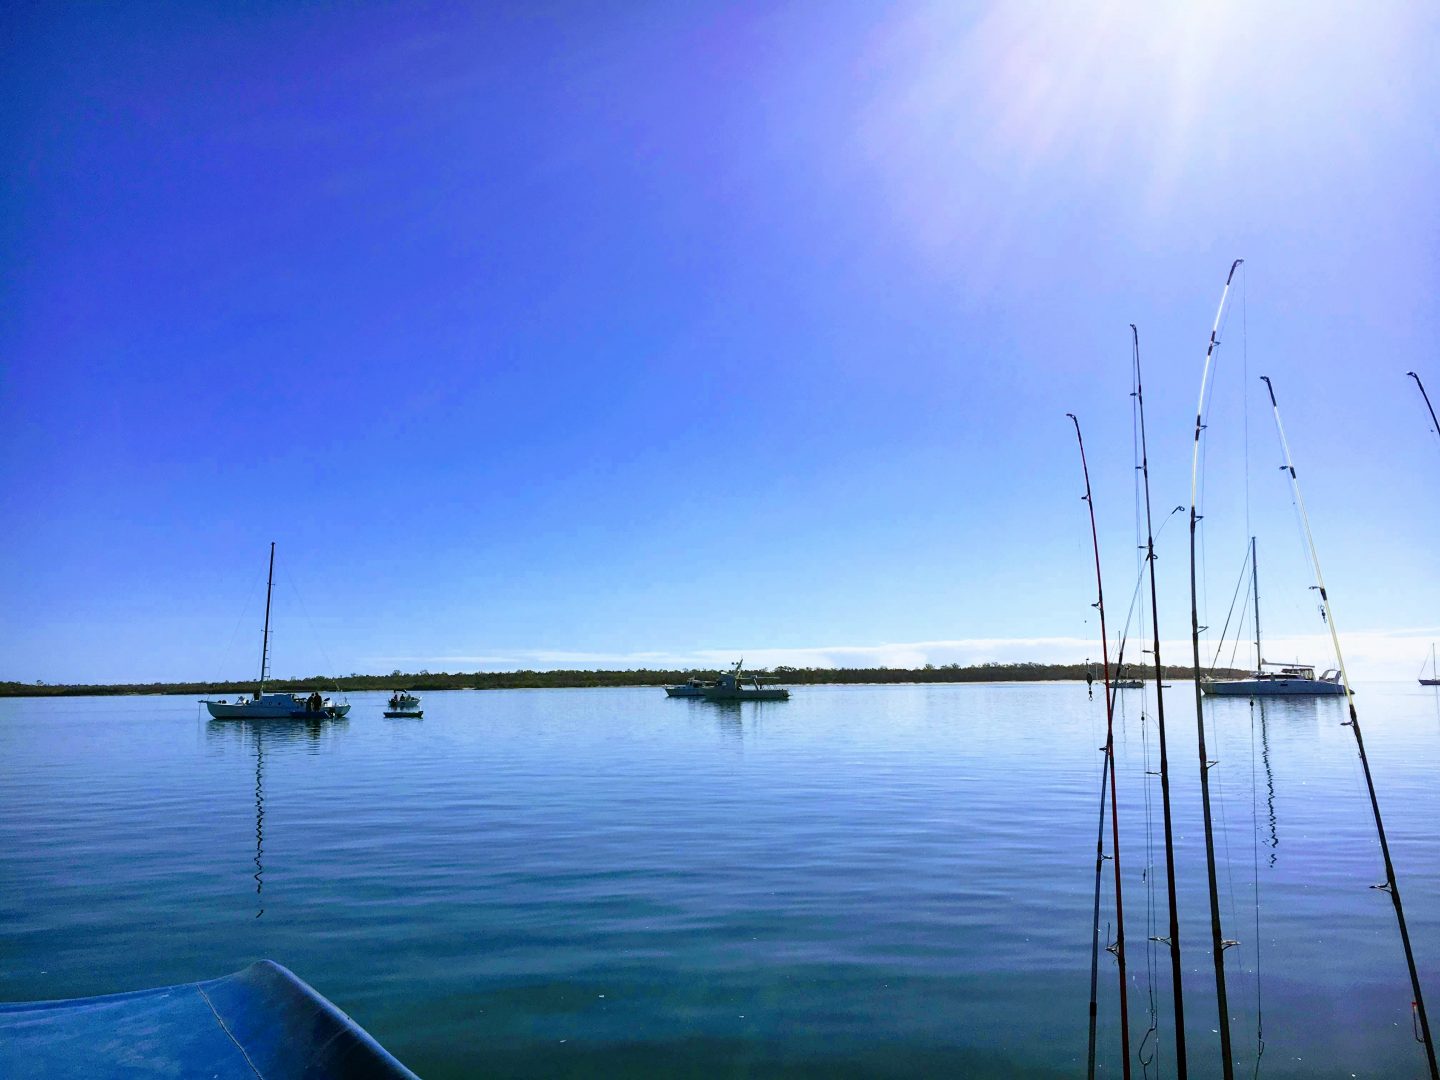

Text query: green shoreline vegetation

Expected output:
[1,661,1245,699]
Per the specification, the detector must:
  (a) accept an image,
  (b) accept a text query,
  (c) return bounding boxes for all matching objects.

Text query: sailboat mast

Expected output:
[1251,538,1261,674]
[1068,413,1132,1079]
[258,542,275,697]
[1408,372,1440,444]
[1261,376,1438,1079]
[1188,259,1241,1080]
[1132,326,1188,1078]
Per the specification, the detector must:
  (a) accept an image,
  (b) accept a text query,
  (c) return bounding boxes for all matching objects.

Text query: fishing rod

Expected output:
[1261,375,1438,1080]
[1188,259,1241,1080]
[1068,412,1132,1080]
[1132,325,1188,1079]
[1408,372,1440,448]
[1085,715,1112,1080]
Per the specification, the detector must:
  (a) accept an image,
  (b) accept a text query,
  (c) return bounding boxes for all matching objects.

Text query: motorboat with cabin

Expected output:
[700,661,790,702]
[664,676,716,698]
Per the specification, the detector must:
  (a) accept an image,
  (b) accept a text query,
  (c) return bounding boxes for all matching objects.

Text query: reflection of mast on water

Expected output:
[1256,700,1278,867]
[254,731,265,918]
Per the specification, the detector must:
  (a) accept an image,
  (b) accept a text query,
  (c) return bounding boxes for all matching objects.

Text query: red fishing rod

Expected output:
[1069,412,1131,1080]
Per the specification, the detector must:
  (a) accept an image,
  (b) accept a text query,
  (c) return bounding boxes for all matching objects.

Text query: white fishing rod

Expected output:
[1260,375,1437,1079]
[1188,259,1242,1080]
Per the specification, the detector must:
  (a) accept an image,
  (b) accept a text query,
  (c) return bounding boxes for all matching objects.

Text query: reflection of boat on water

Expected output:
[200,543,350,720]
[208,717,346,918]
[701,661,789,702]
[384,689,423,718]
[1201,538,1347,698]
[664,677,715,698]
[0,960,419,1078]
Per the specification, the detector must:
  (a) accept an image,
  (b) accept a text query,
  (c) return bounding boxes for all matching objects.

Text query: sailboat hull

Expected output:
[204,697,350,720]
[1203,677,1345,697]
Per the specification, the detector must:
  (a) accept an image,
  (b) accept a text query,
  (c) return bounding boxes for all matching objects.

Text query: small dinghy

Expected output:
[384,690,423,718]
[0,960,418,1079]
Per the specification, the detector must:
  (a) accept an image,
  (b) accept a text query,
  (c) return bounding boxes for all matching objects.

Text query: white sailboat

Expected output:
[201,544,350,720]
[1201,539,1345,697]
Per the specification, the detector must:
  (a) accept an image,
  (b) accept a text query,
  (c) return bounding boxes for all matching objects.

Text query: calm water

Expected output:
[2,683,1438,1077]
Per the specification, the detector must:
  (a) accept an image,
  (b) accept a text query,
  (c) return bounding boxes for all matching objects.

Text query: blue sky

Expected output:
[3,2,1438,684]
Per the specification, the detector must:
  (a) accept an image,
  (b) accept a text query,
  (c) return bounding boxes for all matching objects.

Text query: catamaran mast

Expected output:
[1251,538,1261,674]
[1408,372,1440,445]
[1189,259,1241,1080]
[1261,376,1438,1079]
[1068,413,1131,1080]
[1132,326,1188,1078]
[258,542,275,698]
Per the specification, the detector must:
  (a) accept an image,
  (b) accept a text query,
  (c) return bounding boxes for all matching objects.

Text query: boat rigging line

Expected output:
[1261,375,1438,1080]
[1132,325,1188,1079]
[1189,258,1242,1080]
[1069,412,1132,1080]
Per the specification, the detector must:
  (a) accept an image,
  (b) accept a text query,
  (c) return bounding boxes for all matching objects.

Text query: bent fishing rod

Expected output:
[1408,371,1440,450]
[1068,412,1132,1080]
[1261,375,1438,1080]
[1188,259,1242,1080]
[1132,324,1188,1079]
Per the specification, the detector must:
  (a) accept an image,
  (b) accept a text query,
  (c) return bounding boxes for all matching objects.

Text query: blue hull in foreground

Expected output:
[0,960,417,1080]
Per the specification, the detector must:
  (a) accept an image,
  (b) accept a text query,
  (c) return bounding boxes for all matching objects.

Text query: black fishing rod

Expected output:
[1261,375,1438,1080]
[1132,325,1188,1078]
[1188,259,1241,1080]
[1069,413,1132,1080]
[1408,372,1440,447]
[1085,721,1112,1080]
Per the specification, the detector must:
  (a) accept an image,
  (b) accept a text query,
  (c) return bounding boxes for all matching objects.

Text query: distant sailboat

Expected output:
[1420,644,1440,687]
[201,544,350,720]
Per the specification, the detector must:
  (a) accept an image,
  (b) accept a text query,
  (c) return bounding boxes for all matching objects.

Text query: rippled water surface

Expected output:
[2,683,1438,1077]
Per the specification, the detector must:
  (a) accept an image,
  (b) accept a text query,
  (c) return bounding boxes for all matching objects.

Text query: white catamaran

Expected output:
[201,543,350,720]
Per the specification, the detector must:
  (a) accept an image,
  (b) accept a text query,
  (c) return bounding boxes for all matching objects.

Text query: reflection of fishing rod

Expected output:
[1262,375,1437,1079]
[1131,325,1188,1078]
[1188,259,1242,1080]
[1068,412,1130,1080]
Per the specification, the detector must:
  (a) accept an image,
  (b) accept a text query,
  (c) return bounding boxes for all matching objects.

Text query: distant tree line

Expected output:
[0,661,1245,698]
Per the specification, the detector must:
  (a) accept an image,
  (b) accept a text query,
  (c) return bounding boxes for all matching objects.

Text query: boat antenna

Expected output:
[1132,325,1188,1078]
[1261,375,1438,1079]
[1068,412,1132,1080]
[1408,372,1440,447]
[258,542,275,699]
[1188,258,1241,1080]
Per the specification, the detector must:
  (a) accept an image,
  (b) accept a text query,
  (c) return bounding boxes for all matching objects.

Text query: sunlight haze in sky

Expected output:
[3,2,1437,683]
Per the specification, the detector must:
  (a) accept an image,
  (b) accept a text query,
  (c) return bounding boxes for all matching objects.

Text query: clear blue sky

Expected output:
[4,2,1438,684]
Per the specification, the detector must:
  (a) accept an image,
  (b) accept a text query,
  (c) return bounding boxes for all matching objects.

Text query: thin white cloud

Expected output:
[371,627,1440,681]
